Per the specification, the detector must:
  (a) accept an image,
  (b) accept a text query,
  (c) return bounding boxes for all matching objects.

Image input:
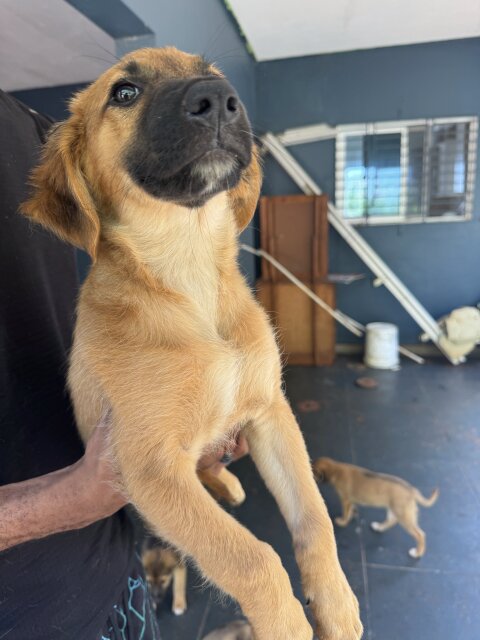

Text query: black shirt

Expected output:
[0,90,135,639]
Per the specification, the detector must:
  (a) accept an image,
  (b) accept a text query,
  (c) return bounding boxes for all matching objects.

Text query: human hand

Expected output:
[0,411,127,551]
[73,411,127,519]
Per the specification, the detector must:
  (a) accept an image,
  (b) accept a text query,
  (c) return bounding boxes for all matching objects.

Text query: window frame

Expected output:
[335,116,478,226]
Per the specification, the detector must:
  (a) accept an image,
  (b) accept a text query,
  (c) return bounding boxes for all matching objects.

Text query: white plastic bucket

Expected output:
[364,323,399,370]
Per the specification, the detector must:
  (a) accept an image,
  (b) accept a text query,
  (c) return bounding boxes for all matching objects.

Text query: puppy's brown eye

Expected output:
[112,83,140,105]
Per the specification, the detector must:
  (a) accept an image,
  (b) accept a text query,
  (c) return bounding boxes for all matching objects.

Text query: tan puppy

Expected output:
[22,47,362,640]
[143,545,188,616]
[143,466,246,615]
[314,458,438,558]
[202,621,253,640]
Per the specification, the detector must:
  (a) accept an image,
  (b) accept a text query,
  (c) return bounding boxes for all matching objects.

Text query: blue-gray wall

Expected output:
[12,83,88,121]
[256,38,480,343]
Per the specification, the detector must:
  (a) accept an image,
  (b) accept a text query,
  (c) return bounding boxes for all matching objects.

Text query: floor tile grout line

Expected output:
[359,533,373,640]
[346,383,373,639]
[366,561,480,576]
[335,558,480,577]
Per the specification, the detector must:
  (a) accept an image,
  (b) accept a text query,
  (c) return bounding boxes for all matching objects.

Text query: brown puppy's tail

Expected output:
[414,487,439,507]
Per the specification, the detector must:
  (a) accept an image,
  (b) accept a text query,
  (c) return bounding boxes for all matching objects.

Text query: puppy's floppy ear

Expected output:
[22,108,100,260]
[228,144,262,232]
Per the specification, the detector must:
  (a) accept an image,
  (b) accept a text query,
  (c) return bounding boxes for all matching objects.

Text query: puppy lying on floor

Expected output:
[143,465,246,615]
[313,457,438,558]
[23,46,362,639]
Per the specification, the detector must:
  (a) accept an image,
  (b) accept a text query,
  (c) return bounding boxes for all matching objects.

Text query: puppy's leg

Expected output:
[90,341,313,640]
[172,560,187,616]
[335,498,354,527]
[371,509,397,532]
[198,467,246,506]
[397,503,426,558]
[406,526,426,558]
[246,394,363,640]
[405,521,426,559]
[113,434,312,639]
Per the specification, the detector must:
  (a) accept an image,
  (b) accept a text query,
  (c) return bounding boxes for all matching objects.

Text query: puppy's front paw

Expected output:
[309,569,363,640]
[408,547,420,559]
[172,599,186,616]
[247,593,313,639]
[225,476,246,506]
[370,521,382,532]
[334,517,349,527]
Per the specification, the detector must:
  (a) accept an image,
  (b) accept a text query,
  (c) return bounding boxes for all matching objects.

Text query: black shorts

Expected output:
[99,556,161,640]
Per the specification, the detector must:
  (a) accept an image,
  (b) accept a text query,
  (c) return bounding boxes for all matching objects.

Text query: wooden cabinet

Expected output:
[257,194,336,366]
[257,280,336,366]
[259,194,329,282]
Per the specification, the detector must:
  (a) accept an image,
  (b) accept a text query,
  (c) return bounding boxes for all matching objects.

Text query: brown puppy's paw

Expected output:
[408,547,422,559]
[334,517,349,527]
[225,475,246,506]
[309,570,363,640]
[172,598,187,616]
[198,467,246,507]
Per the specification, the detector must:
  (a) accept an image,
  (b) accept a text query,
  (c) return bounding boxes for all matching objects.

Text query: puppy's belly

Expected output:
[172,337,280,464]
[352,494,389,509]
[204,340,279,428]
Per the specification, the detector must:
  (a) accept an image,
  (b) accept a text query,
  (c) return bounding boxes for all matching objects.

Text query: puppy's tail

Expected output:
[415,487,439,507]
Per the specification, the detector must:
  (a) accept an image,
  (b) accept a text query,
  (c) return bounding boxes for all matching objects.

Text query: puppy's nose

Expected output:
[184,78,240,127]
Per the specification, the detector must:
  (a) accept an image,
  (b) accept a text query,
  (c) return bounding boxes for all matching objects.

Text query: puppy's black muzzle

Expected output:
[127,75,252,207]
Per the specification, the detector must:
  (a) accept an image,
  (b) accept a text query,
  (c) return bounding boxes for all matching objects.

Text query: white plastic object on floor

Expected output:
[364,323,400,370]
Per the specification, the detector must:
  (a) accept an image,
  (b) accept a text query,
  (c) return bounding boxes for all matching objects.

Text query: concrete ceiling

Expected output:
[228,0,480,61]
[0,0,116,91]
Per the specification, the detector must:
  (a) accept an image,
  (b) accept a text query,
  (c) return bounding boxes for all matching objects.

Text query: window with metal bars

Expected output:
[335,117,478,224]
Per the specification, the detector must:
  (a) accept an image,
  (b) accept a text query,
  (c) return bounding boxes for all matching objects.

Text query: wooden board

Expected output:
[256,280,336,366]
[259,194,329,283]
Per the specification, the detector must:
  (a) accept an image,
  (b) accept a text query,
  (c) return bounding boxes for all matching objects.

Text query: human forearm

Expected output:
[0,420,127,552]
[0,461,123,551]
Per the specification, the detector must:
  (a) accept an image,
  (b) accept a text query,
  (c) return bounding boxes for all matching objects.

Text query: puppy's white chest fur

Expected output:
[121,192,233,322]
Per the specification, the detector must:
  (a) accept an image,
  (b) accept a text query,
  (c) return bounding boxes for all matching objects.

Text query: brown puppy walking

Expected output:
[23,47,362,639]
[314,457,438,558]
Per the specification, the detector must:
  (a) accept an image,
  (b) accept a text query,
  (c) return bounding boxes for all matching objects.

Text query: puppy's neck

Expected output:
[110,191,237,318]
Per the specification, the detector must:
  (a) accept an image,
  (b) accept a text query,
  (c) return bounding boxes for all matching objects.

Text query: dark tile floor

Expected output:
[156,357,480,640]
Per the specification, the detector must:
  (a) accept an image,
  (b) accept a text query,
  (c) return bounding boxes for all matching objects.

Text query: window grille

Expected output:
[335,117,478,224]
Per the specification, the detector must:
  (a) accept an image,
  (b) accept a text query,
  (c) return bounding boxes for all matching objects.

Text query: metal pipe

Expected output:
[240,244,425,365]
